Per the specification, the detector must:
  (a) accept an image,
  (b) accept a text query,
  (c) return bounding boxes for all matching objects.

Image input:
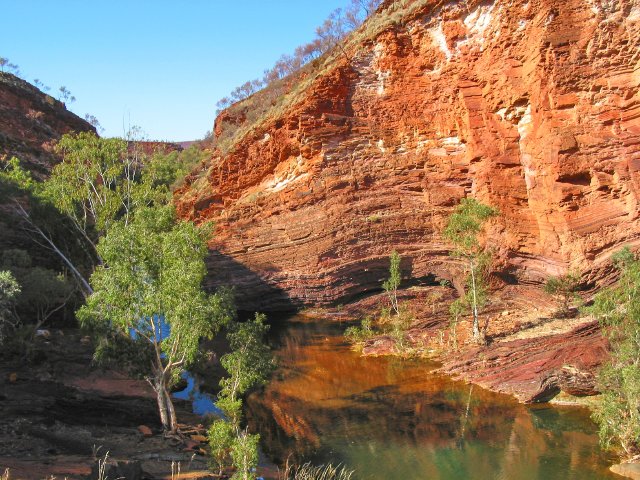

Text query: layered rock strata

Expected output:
[177,0,640,312]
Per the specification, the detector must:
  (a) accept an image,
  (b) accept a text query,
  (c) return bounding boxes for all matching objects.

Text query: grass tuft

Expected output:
[282,462,355,480]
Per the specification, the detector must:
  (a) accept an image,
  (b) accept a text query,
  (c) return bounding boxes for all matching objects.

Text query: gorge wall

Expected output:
[176,0,640,312]
[0,72,95,177]
[0,72,95,258]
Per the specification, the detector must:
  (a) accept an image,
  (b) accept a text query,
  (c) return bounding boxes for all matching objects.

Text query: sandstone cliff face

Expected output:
[177,0,640,312]
[0,72,94,177]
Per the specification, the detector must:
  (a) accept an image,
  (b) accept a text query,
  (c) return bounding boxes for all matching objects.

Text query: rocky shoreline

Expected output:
[0,295,616,478]
[0,330,216,480]
[323,285,608,405]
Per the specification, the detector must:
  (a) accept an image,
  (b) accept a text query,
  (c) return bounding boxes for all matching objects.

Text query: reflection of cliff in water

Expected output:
[245,316,617,479]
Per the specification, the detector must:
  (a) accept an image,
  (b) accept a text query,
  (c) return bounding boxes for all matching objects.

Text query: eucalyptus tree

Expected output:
[444,198,497,344]
[78,205,234,432]
[0,157,94,296]
[49,132,139,247]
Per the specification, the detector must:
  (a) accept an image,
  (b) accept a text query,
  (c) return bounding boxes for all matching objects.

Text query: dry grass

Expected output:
[282,462,354,480]
[499,314,594,343]
[215,60,320,155]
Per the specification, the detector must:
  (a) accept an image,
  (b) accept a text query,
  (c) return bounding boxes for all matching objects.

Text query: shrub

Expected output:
[345,316,374,343]
[0,270,20,345]
[544,271,581,317]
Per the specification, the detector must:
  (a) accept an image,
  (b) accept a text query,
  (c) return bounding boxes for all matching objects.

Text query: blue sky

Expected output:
[1,1,346,141]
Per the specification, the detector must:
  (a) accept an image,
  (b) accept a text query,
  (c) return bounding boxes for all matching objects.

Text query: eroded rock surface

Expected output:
[175,0,640,398]
[177,0,640,312]
[440,320,608,403]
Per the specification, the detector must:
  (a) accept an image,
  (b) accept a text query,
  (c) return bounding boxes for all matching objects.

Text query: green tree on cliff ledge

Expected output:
[590,247,640,458]
[444,198,497,345]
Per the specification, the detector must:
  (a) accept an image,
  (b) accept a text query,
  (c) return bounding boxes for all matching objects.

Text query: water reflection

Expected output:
[173,371,222,416]
[246,316,617,480]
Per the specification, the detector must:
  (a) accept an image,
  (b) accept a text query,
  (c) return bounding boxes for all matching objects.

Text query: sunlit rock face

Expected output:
[176,0,640,311]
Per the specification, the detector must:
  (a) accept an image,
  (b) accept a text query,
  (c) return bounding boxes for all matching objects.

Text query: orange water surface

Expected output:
[246,315,619,480]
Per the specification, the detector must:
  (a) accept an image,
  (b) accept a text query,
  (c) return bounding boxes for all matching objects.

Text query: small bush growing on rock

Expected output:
[379,302,413,352]
[345,316,374,343]
[382,250,401,316]
[345,252,415,352]
[544,271,581,318]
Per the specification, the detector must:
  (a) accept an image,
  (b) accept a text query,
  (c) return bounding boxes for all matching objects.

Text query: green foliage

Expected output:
[463,250,491,312]
[220,313,275,405]
[209,313,273,478]
[543,271,581,317]
[91,329,154,378]
[443,198,498,255]
[380,302,414,351]
[1,249,74,329]
[145,145,207,191]
[443,198,497,345]
[590,247,640,458]
[77,204,234,431]
[45,131,178,255]
[344,316,374,343]
[345,251,414,352]
[0,157,97,297]
[382,250,401,315]
[230,430,260,480]
[0,270,20,345]
[216,395,244,426]
[79,204,231,368]
[1,157,37,192]
[216,311,274,426]
[49,132,130,235]
[208,419,235,476]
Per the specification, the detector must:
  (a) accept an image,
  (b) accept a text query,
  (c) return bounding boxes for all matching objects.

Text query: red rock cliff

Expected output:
[0,72,95,177]
[176,0,640,311]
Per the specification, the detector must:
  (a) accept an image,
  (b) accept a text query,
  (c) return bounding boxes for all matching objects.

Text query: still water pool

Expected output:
[245,315,618,480]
